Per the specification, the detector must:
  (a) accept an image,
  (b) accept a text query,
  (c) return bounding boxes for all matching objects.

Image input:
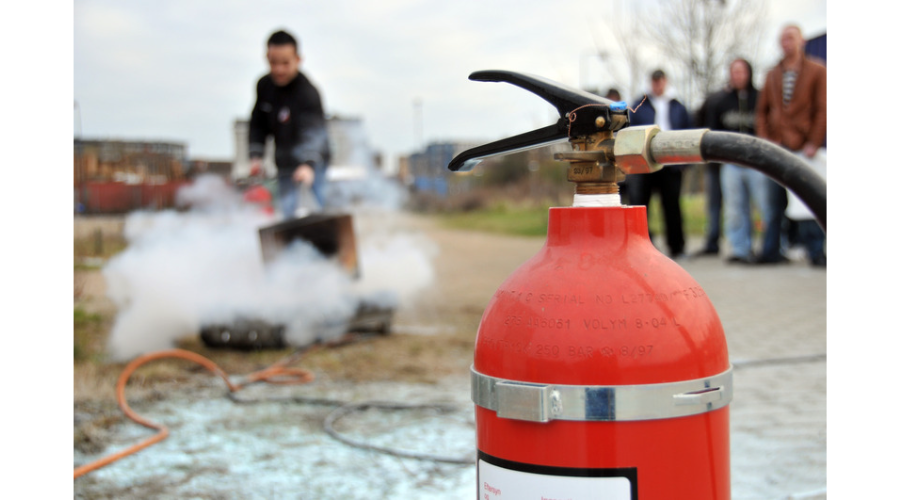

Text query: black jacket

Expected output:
[249,72,331,172]
[705,66,758,136]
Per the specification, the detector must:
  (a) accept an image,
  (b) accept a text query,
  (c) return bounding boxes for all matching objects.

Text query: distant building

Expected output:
[73,139,190,213]
[324,115,380,181]
[74,139,188,184]
[401,139,572,196]
[397,156,412,186]
[403,141,484,195]
[232,120,276,178]
[188,159,233,179]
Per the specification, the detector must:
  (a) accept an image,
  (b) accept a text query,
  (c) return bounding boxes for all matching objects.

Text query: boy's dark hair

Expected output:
[651,69,666,81]
[267,30,298,51]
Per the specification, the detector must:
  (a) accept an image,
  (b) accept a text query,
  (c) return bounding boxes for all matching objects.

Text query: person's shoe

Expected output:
[691,247,719,258]
[811,255,826,268]
[670,252,689,262]
[786,246,806,262]
[755,254,790,265]
[726,255,754,265]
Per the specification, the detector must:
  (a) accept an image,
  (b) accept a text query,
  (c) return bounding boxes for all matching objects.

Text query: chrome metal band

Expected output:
[471,365,732,423]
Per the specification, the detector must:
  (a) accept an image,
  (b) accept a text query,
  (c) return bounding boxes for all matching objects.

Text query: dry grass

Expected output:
[73,272,480,401]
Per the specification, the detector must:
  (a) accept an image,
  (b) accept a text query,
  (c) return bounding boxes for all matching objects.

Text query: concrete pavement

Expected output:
[678,248,827,499]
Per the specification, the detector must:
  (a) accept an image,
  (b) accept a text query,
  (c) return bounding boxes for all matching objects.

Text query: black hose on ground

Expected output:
[228,393,476,465]
[700,131,826,231]
[323,401,475,465]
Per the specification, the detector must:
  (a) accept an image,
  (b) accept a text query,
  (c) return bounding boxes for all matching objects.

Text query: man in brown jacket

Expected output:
[755,24,827,264]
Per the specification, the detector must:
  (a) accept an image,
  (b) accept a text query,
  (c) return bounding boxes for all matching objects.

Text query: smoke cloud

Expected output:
[104,174,435,361]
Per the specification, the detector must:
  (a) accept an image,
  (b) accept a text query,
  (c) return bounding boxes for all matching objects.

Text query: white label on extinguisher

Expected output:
[478,458,634,500]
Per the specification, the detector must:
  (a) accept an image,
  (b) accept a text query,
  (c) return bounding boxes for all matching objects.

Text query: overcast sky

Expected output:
[73,0,826,171]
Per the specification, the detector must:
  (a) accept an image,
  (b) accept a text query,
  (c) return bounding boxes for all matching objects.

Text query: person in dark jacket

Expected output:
[627,69,692,259]
[693,94,723,257]
[249,30,331,218]
[706,58,770,264]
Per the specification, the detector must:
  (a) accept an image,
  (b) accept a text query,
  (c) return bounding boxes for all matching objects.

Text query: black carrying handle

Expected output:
[470,70,617,116]
[448,70,625,172]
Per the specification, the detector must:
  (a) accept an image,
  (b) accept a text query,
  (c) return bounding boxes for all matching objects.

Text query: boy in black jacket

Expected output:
[249,30,331,218]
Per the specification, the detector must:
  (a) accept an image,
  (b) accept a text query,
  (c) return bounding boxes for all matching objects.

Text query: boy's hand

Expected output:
[249,159,262,177]
[293,164,315,185]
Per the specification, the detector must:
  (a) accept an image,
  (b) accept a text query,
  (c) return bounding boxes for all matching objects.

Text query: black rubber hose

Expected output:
[700,131,826,231]
[323,401,475,464]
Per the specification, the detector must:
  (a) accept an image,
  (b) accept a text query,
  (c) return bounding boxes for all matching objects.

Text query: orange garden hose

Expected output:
[73,348,315,479]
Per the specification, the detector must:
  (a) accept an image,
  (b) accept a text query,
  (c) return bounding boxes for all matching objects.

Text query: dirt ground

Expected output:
[73,212,544,460]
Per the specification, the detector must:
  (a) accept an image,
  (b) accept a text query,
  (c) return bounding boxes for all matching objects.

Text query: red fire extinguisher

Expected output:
[448,71,826,499]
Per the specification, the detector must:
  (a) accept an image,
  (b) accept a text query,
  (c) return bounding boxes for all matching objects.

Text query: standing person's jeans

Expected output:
[702,163,722,253]
[796,220,825,265]
[276,165,326,219]
[785,148,826,266]
[721,164,772,260]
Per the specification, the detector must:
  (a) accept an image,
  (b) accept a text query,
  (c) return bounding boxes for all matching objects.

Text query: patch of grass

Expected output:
[74,262,104,271]
[73,232,128,260]
[646,193,708,238]
[172,332,468,386]
[74,307,105,363]
[438,203,550,237]
[437,194,710,239]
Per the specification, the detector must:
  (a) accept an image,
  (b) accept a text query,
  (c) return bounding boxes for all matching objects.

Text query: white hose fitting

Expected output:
[573,193,621,208]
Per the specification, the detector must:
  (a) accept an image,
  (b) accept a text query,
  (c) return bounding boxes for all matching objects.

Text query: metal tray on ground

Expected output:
[200,302,394,350]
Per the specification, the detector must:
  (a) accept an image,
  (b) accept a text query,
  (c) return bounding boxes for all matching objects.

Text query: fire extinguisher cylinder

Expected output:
[448,69,825,499]
[471,204,731,499]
